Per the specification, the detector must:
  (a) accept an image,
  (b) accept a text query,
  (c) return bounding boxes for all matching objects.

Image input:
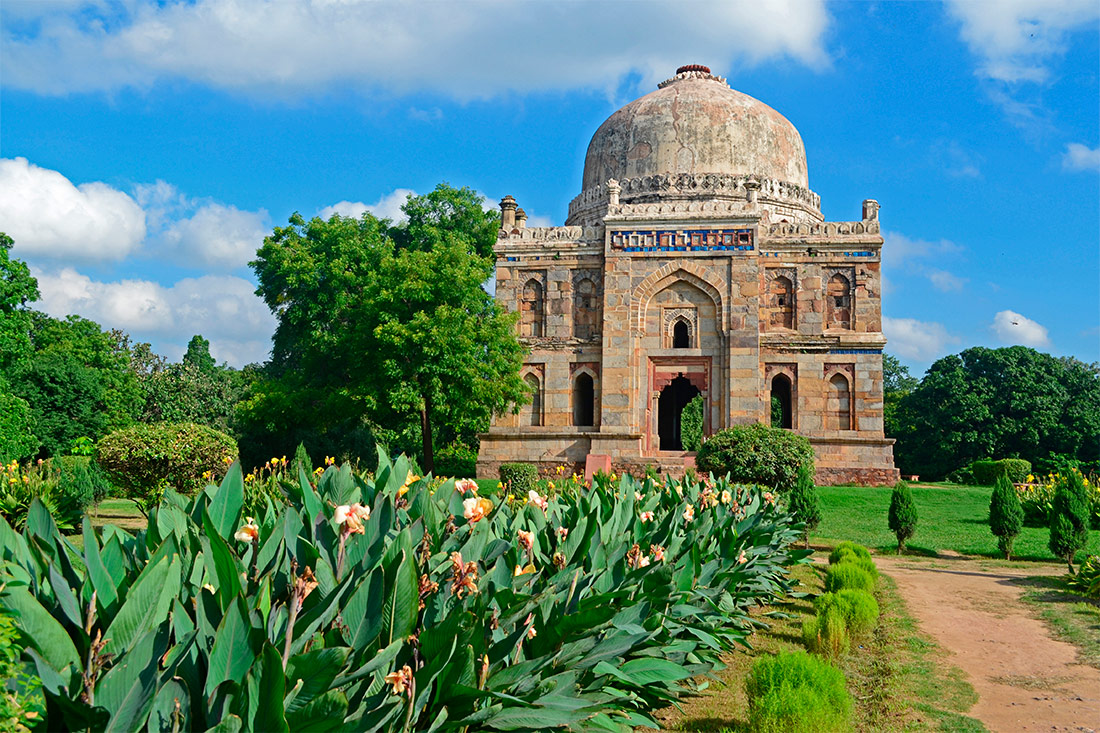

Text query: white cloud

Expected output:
[2,0,831,98]
[992,309,1050,347]
[926,269,967,292]
[319,189,415,223]
[882,231,962,265]
[0,157,146,261]
[161,202,269,269]
[32,266,276,367]
[946,0,1099,83]
[883,316,960,362]
[1063,142,1100,172]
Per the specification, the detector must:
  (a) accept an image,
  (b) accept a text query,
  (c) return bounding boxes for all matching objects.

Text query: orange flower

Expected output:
[683,505,695,522]
[450,552,480,598]
[233,517,259,543]
[513,563,536,577]
[463,496,493,523]
[384,665,413,695]
[455,478,479,495]
[399,471,420,497]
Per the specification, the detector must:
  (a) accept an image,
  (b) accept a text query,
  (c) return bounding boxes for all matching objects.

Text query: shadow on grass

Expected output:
[1008,574,1100,608]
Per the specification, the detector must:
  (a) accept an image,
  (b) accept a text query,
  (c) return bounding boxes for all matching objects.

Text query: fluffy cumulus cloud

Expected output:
[992,309,1050,347]
[32,266,277,366]
[1063,143,1100,172]
[946,0,1100,83]
[1,0,831,98]
[881,231,968,293]
[161,202,269,269]
[319,189,416,223]
[0,157,146,261]
[883,317,960,363]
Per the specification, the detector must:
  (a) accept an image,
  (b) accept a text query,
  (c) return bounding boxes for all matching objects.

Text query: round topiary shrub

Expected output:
[96,422,237,512]
[824,562,875,594]
[695,423,814,492]
[499,462,538,496]
[828,541,871,565]
[801,606,850,658]
[889,480,918,554]
[814,589,879,636]
[745,650,852,733]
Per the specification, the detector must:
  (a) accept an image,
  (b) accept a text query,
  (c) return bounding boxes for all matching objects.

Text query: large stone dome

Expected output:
[581,66,810,192]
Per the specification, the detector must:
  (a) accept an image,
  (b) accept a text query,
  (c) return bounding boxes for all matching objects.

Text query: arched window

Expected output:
[522,373,542,426]
[520,279,544,337]
[826,274,852,330]
[827,373,852,431]
[573,278,598,339]
[672,319,691,348]
[769,275,795,329]
[770,373,793,429]
[573,373,594,427]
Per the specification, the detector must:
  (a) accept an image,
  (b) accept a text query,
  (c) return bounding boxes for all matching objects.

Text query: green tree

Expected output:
[251,184,528,472]
[894,347,1100,479]
[11,314,142,456]
[888,480,918,554]
[882,352,918,438]
[183,334,217,373]
[680,395,704,452]
[0,233,40,461]
[1048,470,1090,573]
[788,462,822,546]
[989,474,1023,560]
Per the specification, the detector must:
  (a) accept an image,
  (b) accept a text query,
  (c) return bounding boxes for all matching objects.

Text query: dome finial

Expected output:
[676,64,710,75]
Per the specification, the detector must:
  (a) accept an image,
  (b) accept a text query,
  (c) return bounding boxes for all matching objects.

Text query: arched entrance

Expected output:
[658,375,701,450]
[770,374,793,429]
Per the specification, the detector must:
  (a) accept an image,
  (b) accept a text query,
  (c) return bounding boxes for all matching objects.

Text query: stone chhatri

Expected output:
[478,66,899,486]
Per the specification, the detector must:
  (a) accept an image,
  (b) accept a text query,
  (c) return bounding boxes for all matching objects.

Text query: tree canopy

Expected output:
[249,183,527,471]
[893,346,1100,479]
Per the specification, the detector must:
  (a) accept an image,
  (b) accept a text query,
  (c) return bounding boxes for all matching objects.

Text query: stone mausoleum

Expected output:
[477,65,899,486]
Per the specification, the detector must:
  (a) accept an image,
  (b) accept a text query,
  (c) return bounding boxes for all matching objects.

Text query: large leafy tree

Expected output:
[250,184,527,471]
[0,233,40,460]
[894,346,1100,479]
[11,314,143,456]
[882,352,918,439]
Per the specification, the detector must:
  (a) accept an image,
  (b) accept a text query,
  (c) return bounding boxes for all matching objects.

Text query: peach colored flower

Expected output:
[513,563,536,577]
[455,478,479,495]
[762,491,775,506]
[737,550,748,564]
[335,503,370,534]
[517,529,534,551]
[683,505,695,522]
[528,490,548,511]
[640,510,654,523]
[463,496,494,523]
[384,665,413,695]
[527,625,537,639]
[233,517,259,543]
[634,491,644,501]
[557,526,569,540]
[720,489,732,504]
[651,544,665,562]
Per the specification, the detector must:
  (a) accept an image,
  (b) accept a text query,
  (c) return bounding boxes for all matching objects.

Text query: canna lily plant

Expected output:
[0,449,808,732]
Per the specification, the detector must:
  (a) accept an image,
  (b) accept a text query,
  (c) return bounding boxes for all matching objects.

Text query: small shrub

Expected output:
[801,606,850,657]
[745,651,852,733]
[989,474,1024,560]
[998,458,1032,484]
[946,463,975,485]
[814,589,879,636]
[787,463,821,545]
[963,458,1032,486]
[680,395,704,452]
[53,455,112,509]
[824,562,875,594]
[695,423,814,492]
[1049,470,1091,574]
[1066,555,1100,599]
[828,541,871,565]
[292,442,312,475]
[888,480,918,554]
[500,462,538,495]
[969,460,1003,486]
[434,442,478,479]
[96,422,237,513]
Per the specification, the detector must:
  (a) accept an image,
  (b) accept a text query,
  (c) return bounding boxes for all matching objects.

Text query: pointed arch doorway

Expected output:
[657,375,701,451]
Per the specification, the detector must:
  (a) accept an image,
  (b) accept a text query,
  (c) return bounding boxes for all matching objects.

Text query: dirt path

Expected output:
[875,554,1100,732]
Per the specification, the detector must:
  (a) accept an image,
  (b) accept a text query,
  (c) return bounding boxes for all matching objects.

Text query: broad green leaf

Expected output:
[96,626,168,733]
[204,597,257,698]
[148,677,190,733]
[82,517,120,615]
[381,549,417,647]
[1,586,80,674]
[201,511,243,608]
[285,647,349,714]
[284,689,348,732]
[102,555,176,658]
[618,657,692,685]
[203,714,242,733]
[208,464,245,540]
[247,644,288,733]
[482,705,586,730]
[343,568,383,650]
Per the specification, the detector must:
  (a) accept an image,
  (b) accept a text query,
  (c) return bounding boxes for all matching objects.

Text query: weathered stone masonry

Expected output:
[478,66,900,486]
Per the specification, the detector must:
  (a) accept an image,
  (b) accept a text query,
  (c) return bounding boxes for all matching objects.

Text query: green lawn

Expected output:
[813,483,1099,562]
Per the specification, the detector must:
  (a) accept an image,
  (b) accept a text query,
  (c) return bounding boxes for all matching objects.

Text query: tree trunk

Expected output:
[421,393,434,474]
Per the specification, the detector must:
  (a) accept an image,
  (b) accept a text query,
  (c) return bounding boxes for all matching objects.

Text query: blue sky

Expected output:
[1,0,1097,374]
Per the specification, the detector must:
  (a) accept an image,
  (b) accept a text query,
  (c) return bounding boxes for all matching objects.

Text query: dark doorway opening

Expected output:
[672,320,690,348]
[658,375,701,450]
[573,373,594,427]
[770,374,792,429]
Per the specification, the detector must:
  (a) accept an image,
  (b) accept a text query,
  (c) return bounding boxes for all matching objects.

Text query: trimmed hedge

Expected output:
[746,651,852,732]
[96,422,237,511]
[695,423,814,492]
[828,541,871,564]
[952,458,1033,486]
[813,589,879,636]
[801,606,849,658]
[824,563,875,594]
[499,462,538,495]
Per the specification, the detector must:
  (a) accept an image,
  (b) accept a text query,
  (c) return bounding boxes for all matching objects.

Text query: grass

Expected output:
[657,559,985,732]
[1012,574,1100,670]
[813,483,1100,562]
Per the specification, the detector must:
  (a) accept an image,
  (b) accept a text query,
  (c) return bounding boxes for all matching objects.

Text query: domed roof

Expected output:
[581,66,809,192]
